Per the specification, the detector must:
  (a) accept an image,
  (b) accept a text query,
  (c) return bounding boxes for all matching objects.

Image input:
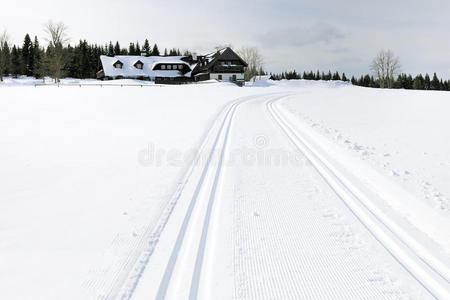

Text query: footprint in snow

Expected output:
[253,211,260,217]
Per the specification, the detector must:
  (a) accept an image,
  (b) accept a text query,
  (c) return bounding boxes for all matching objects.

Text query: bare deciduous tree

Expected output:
[237,47,264,81]
[0,30,11,82]
[44,21,69,47]
[44,21,69,83]
[370,50,401,88]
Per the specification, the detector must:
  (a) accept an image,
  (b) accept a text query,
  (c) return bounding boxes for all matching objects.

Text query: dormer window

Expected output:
[161,65,166,69]
[167,65,172,70]
[134,60,144,70]
[113,60,123,69]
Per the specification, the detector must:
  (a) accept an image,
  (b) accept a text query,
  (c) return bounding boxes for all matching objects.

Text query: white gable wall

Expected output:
[210,73,244,82]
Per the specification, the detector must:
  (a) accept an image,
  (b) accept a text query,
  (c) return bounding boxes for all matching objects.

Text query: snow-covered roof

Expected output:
[100,55,192,78]
[202,48,228,64]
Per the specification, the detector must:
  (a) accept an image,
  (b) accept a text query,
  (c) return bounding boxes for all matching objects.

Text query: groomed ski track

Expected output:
[112,92,448,299]
[267,98,450,299]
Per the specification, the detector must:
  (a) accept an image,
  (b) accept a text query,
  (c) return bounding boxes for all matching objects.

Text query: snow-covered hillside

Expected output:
[278,81,450,251]
[1,79,449,299]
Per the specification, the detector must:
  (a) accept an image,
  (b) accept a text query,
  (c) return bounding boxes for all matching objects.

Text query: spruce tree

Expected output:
[406,74,413,89]
[152,44,160,56]
[79,40,91,78]
[32,36,43,78]
[22,34,33,76]
[11,45,22,78]
[424,74,431,90]
[358,76,364,86]
[107,41,114,56]
[342,73,348,82]
[114,41,121,55]
[136,41,141,55]
[363,74,371,87]
[413,74,424,90]
[444,80,450,91]
[431,73,441,90]
[0,40,11,81]
[332,72,341,81]
[143,39,151,56]
[128,43,136,55]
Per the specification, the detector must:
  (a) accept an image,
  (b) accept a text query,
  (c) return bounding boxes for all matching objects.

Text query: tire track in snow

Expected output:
[267,96,450,299]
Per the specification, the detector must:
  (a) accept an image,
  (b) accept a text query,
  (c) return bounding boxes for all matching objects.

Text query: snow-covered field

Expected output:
[1,78,449,299]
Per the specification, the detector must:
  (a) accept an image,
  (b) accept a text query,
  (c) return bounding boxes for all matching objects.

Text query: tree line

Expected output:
[270,70,349,82]
[270,50,450,91]
[0,22,190,82]
[269,69,450,91]
[2,27,449,91]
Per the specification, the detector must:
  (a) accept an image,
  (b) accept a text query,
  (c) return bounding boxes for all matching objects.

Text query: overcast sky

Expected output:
[2,0,450,77]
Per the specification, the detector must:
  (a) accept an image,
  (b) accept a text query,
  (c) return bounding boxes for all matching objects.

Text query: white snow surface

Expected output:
[1,78,449,299]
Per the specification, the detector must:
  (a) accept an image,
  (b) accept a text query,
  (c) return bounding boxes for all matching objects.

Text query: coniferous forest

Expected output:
[1,32,450,92]
[0,32,188,82]
[269,70,450,91]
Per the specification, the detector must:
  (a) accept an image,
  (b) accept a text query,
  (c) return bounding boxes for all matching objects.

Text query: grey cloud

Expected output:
[258,24,345,48]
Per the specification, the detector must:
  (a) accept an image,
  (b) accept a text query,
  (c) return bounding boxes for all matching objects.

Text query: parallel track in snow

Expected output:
[107,93,286,300]
[95,94,250,299]
[154,96,241,300]
[153,93,287,300]
[266,97,450,299]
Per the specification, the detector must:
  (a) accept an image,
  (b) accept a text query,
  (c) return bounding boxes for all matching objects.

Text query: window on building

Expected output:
[167,65,172,70]
[227,61,232,66]
[161,65,166,69]
[218,74,222,80]
[178,65,183,70]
